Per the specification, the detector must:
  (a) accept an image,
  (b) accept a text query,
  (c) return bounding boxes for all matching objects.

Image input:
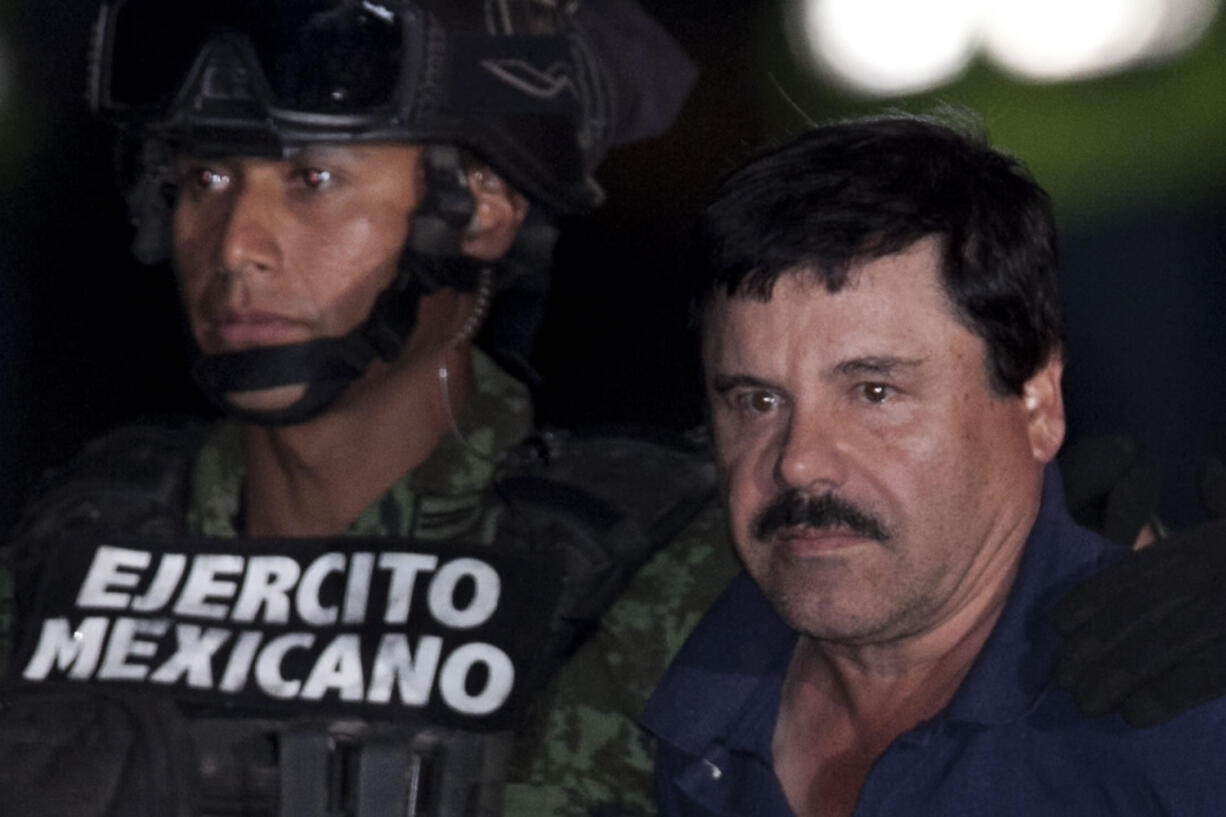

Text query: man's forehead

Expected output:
[699,240,984,374]
[705,238,948,321]
[704,233,948,304]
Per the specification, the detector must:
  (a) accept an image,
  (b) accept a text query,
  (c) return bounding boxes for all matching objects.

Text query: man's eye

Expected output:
[858,383,893,403]
[739,390,780,414]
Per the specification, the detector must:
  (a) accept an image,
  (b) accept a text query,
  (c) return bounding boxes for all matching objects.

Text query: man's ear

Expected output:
[460,166,530,261]
[1023,354,1066,464]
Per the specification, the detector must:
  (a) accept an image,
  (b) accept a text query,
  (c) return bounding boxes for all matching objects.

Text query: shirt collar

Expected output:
[186,348,533,538]
[644,464,1124,754]
[405,347,533,499]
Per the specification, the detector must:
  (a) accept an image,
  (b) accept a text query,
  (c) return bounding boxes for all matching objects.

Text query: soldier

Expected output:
[0,2,731,815]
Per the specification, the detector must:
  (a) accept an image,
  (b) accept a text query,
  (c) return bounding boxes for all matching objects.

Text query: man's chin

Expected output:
[223,384,309,414]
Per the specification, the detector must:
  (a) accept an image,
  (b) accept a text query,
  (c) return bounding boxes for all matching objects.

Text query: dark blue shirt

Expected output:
[643,471,1226,816]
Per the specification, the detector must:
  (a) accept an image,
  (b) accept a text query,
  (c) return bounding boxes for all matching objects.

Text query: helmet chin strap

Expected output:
[190,249,489,426]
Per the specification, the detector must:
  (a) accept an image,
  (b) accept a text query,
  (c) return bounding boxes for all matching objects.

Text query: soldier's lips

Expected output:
[204,313,311,350]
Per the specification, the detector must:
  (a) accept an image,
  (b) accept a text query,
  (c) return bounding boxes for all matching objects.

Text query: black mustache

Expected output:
[753,490,890,542]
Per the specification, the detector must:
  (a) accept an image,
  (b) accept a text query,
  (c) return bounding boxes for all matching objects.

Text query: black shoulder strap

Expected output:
[11,422,206,541]
[5,422,206,664]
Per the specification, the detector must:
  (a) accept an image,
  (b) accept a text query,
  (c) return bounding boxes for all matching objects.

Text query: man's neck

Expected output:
[242,345,474,537]
[772,524,1030,817]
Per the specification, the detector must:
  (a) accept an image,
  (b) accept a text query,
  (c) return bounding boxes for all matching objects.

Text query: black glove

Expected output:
[1052,456,1226,727]
[1058,433,1160,546]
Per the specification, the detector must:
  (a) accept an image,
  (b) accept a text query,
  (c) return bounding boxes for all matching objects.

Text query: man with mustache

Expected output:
[753,491,891,545]
[643,112,1226,817]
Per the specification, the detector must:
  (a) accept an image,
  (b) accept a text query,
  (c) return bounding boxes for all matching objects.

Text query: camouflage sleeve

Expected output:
[503,506,740,817]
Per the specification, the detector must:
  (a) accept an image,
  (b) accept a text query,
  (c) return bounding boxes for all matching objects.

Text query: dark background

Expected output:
[2,0,1225,532]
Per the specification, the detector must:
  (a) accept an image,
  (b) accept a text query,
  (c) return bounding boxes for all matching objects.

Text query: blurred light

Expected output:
[791,0,1221,95]
[984,0,1166,80]
[792,0,982,96]
[1144,0,1220,58]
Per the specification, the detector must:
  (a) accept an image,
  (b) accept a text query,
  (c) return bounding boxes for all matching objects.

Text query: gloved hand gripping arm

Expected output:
[1054,450,1226,727]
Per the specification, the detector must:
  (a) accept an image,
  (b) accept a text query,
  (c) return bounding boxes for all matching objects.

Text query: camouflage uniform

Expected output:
[0,347,739,815]
[187,350,531,543]
[118,345,741,816]
[506,506,739,816]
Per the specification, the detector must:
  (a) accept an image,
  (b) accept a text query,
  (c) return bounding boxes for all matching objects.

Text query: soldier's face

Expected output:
[171,143,426,414]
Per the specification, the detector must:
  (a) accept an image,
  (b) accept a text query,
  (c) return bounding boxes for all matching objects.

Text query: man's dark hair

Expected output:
[691,109,1066,396]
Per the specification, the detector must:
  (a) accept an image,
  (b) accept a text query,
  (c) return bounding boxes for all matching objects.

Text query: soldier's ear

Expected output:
[460,165,529,262]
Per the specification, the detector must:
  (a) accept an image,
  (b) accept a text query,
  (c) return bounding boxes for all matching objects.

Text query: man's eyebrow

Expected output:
[709,373,777,394]
[833,356,924,378]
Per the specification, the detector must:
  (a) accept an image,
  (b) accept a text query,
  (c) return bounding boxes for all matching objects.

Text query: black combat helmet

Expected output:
[88,0,696,424]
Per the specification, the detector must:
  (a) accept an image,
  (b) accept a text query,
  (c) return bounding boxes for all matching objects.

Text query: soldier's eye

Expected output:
[299,168,333,189]
[188,167,229,190]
